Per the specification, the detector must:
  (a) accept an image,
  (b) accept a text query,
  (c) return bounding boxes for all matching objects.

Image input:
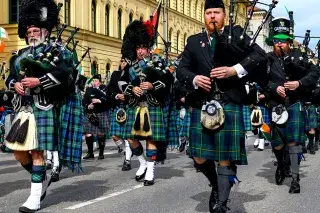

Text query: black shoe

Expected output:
[275,166,285,185]
[210,202,229,213]
[135,169,147,181]
[289,179,300,194]
[51,170,60,182]
[19,206,40,213]
[143,179,155,186]
[257,148,264,151]
[46,162,52,170]
[209,187,218,212]
[122,160,131,171]
[83,153,94,159]
[179,141,186,152]
[98,155,104,160]
[118,146,123,153]
[302,146,308,154]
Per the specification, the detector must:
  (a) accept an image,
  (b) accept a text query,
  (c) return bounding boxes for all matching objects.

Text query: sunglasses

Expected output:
[273,39,288,44]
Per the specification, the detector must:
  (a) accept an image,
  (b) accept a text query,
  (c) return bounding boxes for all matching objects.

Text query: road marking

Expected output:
[81,151,119,158]
[65,184,144,210]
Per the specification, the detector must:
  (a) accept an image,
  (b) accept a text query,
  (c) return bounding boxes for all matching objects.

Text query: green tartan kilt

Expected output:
[242,105,252,131]
[271,102,305,148]
[189,103,247,165]
[162,103,170,138]
[305,105,317,131]
[122,105,166,142]
[167,106,179,147]
[177,107,191,138]
[33,105,59,151]
[109,107,126,138]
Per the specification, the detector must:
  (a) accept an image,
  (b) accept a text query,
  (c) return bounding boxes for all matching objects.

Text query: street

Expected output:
[1,135,320,213]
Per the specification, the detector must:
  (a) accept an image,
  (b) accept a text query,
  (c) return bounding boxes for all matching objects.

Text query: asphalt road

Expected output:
[1,135,320,213]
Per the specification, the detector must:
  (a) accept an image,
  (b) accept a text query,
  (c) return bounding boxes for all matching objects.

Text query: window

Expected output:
[105,63,111,83]
[91,61,98,75]
[176,31,180,53]
[118,9,122,39]
[9,0,21,24]
[91,0,97,32]
[106,4,110,35]
[65,0,71,25]
[129,12,133,23]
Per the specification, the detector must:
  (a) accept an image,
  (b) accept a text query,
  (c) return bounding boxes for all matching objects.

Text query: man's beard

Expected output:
[28,36,45,47]
[206,20,224,33]
[274,45,290,57]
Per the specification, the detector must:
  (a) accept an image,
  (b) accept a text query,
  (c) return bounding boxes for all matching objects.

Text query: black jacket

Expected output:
[82,85,109,113]
[177,26,268,108]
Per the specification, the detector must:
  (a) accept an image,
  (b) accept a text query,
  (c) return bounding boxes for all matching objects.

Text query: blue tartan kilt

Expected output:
[122,105,166,142]
[83,111,109,135]
[189,103,247,165]
[162,103,170,137]
[271,102,305,148]
[33,105,59,151]
[176,107,191,138]
[242,105,252,131]
[167,106,179,147]
[109,107,126,138]
[305,105,317,131]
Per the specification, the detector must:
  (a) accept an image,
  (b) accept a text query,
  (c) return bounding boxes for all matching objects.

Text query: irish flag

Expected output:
[260,122,271,141]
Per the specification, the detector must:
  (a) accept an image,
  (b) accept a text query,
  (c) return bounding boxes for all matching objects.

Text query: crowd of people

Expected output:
[1,0,320,213]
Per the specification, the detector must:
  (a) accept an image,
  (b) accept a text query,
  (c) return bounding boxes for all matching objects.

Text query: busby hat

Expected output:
[18,0,61,39]
[92,74,102,81]
[121,20,155,63]
[204,0,225,10]
[271,17,293,40]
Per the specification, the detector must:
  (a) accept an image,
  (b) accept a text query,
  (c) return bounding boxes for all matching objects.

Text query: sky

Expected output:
[258,0,320,53]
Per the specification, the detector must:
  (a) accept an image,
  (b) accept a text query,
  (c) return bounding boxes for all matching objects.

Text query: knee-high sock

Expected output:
[22,162,33,174]
[52,151,59,168]
[125,140,132,161]
[98,136,106,156]
[46,151,52,161]
[31,166,46,183]
[289,145,302,180]
[217,165,237,204]
[273,146,285,167]
[85,136,94,154]
[145,149,157,181]
[194,160,217,189]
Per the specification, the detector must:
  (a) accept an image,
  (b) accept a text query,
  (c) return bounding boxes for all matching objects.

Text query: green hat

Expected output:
[265,17,293,46]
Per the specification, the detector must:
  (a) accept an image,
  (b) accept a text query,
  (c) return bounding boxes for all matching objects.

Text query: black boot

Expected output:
[315,130,319,151]
[289,145,302,194]
[98,136,106,159]
[51,167,60,182]
[273,147,286,185]
[289,176,300,194]
[307,133,316,155]
[194,160,218,211]
[83,136,94,159]
[302,144,308,154]
[122,160,131,171]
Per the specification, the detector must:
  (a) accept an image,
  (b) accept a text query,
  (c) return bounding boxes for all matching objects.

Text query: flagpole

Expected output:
[163,0,168,56]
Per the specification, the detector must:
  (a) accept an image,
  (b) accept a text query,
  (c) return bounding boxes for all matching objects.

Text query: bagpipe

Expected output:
[211,0,278,93]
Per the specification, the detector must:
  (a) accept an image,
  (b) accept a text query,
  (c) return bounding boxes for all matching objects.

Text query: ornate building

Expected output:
[0,0,249,88]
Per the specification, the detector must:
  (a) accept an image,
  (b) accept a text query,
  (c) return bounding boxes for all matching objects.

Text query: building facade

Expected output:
[0,0,249,88]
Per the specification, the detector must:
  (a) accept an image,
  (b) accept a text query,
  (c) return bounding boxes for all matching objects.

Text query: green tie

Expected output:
[210,33,216,53]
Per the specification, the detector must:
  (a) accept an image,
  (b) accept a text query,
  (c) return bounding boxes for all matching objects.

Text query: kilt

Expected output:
[34,105,59,151]
[109,107,126,138]
[189,103,247,165]
[305,105,317,131]
[122,105,166,142]
[167,106,179,148]
[260,105,271,125]
[242,105,252,131]
[83,111,109,135]
[177,107,191,138]
[162,103,170,138]
[271,102,305,148]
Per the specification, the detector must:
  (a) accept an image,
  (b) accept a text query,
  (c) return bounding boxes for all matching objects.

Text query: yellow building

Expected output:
[0,0,249,88]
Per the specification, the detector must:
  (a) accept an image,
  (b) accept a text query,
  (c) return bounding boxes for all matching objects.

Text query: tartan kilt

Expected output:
[34,105,59,151]
[109,107,126,138]
[177,107,191,138]
[83,111,109,135]
[305,105,317,131]
[260,105,271,125]
[122,105,166,142]
[242,105,252,131]
[271,102,305,148]
[162,103,170,137]
[189,103,247,165]
[167,106,179,147]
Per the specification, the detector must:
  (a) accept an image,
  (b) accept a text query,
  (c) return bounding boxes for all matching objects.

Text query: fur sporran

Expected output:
[200,100,225,130]
[132,105,152,138]
[116,108,127,124]
[250,106,263,127]
[272,104,288,125]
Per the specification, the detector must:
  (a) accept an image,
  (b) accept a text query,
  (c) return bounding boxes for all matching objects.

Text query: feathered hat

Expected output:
[18,0,61,39]
[121,20,155,63]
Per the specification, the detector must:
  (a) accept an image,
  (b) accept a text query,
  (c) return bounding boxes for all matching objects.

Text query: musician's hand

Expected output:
[88,103,94,110]
[133,86,144,97]
[258,94,265,99]
[91,98,101,104]
[116,94,125,101]
[276,86,286,98]
[284,81,300,91]
[14,82,25,96]
[140,82,153,90]
[180,97,185,103]
[21,78,40,88]
[210,66,237,79]
[194,75,211,92]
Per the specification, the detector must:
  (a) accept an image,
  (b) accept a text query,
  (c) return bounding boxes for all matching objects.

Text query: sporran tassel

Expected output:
[6,118,21,142]
[143,111,150,131]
